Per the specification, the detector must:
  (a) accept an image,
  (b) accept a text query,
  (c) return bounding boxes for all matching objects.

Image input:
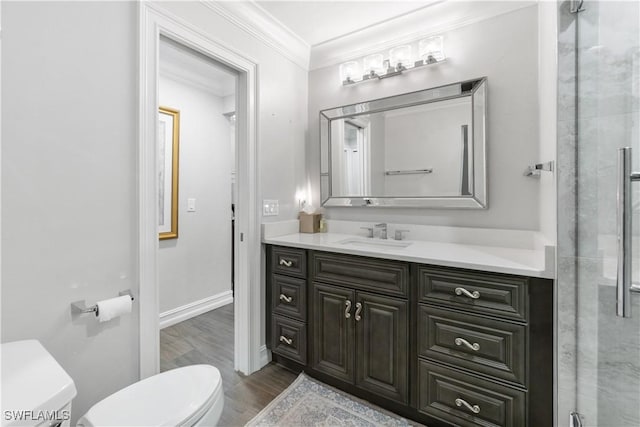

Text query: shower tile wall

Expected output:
[556,1,640,426]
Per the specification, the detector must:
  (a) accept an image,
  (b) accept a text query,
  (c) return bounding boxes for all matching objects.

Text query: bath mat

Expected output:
[246,373,417,426]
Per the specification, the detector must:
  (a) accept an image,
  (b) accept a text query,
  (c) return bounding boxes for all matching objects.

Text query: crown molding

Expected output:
[201,1,310,70]
[309,1,537,71]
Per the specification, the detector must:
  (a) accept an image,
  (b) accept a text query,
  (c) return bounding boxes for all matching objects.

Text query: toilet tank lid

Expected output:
[78,364,221,427]
[1,340,77,427]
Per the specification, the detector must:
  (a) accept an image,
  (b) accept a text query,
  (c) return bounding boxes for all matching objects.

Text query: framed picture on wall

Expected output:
[158,106,180,240]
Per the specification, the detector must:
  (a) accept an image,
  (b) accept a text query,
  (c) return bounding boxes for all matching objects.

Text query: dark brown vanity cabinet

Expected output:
[311,282,409,404]
[269,247,308,364]
[309,251,410,404]
[266,245,552,427]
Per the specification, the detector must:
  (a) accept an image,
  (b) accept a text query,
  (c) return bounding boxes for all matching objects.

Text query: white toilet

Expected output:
[1,340,224,427]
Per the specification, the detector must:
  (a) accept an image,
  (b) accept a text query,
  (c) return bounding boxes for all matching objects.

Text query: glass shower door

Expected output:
[558,1,640,426]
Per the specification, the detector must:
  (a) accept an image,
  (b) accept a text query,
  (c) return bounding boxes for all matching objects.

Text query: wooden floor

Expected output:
[160,304,297,426]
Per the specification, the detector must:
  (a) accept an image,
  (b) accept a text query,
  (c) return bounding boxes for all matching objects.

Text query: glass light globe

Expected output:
[419,36,445,64]
[363,54,384,77]
[389,45,412,70]
[339,61,361,84]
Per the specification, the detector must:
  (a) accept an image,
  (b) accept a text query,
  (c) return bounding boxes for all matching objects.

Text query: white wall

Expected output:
[1,2,138,422]
[158,75,232,314]
[308,5,542,230]
[383,101,471,196]
[2,0,308,421]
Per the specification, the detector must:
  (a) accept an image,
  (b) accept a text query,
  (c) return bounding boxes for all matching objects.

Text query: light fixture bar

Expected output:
[342,57,446,86]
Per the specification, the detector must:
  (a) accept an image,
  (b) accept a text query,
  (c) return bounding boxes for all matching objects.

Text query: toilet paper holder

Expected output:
[71,290,134,317]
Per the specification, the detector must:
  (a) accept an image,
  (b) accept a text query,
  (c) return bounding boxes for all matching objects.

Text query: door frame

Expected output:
[138,3,261,378]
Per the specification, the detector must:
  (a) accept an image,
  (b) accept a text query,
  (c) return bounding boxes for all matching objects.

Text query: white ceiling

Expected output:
[159,38,237,97]
[255,1,439,47]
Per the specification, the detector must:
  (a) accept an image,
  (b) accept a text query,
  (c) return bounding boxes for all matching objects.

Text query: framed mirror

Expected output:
[320,77,487,208]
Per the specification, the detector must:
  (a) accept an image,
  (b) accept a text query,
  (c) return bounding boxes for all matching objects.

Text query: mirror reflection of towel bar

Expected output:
[385,168,433,176]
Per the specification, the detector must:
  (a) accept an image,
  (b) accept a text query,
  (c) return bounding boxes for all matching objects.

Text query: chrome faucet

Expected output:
[374,223,388,239]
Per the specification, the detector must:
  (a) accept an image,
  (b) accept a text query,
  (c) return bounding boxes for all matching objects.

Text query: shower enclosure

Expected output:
[557,1,640,426]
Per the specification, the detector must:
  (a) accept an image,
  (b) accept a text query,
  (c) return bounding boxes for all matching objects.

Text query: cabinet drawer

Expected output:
[311,251,409,298]
[419,360,526,427]
[271,246,307,278]
[418,305,527,387]
[418,267,528,322]
[272,274,307,321]
[272,315,307,364]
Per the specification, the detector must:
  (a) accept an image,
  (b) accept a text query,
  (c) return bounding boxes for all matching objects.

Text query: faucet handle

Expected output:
[394,229,410,241]
[360,227,374,238]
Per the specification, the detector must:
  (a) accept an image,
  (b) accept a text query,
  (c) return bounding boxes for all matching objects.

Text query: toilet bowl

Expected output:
[1,340,223,427]
[78,364,224,427]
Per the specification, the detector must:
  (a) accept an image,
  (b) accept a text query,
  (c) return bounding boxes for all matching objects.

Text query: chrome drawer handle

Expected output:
[279,294,293,303]
[279,258,293,267]
[455,287,480,299]
[345,300,352,318]
[455,337,480,351]
[279,335,293,345]
[355,302,362,321]
[455,398,480,414]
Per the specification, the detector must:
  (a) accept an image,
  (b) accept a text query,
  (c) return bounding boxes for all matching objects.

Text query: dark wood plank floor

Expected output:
[160,303,297,426]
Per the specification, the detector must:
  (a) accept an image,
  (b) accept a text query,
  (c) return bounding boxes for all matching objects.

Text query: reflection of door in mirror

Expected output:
[343,121,366,195]
[332,119,370,196]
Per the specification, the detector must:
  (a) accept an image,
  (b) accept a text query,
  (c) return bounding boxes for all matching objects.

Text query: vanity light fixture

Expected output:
[339,36,446,86]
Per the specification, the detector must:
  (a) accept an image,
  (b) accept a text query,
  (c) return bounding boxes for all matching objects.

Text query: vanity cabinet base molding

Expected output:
[265,245,553,427]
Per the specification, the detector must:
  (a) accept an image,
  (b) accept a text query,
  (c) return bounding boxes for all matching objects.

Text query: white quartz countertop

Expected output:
[263,232,554,279]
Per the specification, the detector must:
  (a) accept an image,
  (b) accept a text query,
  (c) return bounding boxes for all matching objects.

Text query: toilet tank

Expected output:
[1,340,77,427]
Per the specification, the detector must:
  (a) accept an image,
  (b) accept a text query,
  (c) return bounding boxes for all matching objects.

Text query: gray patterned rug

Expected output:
[246,373,415,426]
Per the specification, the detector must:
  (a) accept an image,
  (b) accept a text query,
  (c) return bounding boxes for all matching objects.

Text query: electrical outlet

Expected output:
[263,199,279,216]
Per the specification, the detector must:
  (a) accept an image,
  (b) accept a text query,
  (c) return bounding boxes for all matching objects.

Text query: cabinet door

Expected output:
[311,282,355,383]
[355,292,409,404]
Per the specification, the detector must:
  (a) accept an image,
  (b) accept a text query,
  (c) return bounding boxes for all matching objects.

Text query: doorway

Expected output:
[157,37,237,371]
[138,3,262,379]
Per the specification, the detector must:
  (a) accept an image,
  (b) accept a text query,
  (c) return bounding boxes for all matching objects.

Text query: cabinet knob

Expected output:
[454,337,480,351]
[455,398,480,414]
[279,294,293,303]
[355,302,362,321]
[279,258,293,267]
[345,300,352,318]
[279,335,293,345]
[454,287,480,299]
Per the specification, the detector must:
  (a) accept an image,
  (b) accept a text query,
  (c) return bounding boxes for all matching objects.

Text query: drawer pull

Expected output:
[455,287,480,299]
[279,335,293,345]
[345,300,352,318]
[279,294,293,303]
[355,302,362,321]
[454,337,480,351]
[455,398,481,414]
[279,258,293,267]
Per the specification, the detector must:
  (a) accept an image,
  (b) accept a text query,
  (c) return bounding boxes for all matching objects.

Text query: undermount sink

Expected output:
[338,237,412,249]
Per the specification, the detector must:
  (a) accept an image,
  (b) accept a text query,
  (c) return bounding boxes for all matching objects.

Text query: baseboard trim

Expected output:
[259,344,271,368]
[159,290,234,329]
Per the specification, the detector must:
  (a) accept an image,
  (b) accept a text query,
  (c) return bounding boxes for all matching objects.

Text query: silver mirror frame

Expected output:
[320,77,487,209]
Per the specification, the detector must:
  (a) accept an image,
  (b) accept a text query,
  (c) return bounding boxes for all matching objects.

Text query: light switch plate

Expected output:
[187,198,196,212]
[263,199,279,216]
